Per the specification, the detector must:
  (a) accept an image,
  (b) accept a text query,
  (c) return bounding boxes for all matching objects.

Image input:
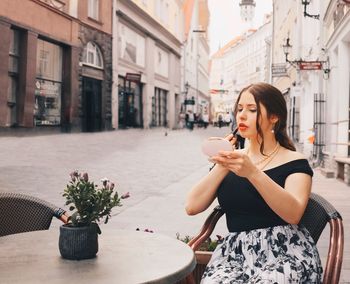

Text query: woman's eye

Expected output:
[250,109,257,112]
[237,108,243,112]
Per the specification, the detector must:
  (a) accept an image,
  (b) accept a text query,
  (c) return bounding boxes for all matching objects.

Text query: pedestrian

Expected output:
[224,111,231,126]
[187,110,195,130]
[178,111,186,129]
[185,82,322,283]
[202,112,209,129]
[218,114,223,128]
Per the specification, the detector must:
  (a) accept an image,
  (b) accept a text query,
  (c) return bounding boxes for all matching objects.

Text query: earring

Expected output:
[271,129,275,133]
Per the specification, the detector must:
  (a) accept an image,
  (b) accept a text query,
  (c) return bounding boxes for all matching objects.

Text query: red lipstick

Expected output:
[238,123,248,131]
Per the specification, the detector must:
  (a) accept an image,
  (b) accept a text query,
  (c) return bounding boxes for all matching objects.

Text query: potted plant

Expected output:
[59,171,129,260]
[176,233,223,283]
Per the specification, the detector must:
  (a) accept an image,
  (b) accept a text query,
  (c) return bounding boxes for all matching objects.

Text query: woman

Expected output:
[185,83,322,283]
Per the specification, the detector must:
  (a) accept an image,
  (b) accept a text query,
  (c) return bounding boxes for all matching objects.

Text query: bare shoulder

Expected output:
[280,147,306,162]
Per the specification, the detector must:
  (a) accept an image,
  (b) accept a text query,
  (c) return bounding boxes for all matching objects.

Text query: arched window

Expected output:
[82,42,103,68]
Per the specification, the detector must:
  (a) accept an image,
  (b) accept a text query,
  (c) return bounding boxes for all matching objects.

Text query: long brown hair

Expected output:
[233,82,296,154]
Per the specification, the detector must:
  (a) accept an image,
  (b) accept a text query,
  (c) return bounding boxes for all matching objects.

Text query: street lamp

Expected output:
[183,82,192,112]
[301,0,320,19]
[184,81,190,98]
[282,37,331,79]
[282,37,294,66]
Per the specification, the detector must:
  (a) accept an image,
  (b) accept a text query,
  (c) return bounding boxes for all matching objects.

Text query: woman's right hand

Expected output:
[224,133,237,149]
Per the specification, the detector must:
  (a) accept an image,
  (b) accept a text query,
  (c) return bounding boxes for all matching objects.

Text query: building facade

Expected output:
[271,0,300,144]
[271,0,350,184]
[209,38,241,124]
[112,0,183,129]
[0,0,113,133]
[321,0,350,182]
[77,0,113,132]
[182,0,210,124]
[209,19,272,125]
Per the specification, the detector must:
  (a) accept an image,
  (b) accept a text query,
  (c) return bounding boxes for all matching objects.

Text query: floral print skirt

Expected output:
[201,224,322,284]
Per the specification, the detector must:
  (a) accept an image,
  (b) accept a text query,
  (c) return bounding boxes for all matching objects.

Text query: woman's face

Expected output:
[236,91,272,139]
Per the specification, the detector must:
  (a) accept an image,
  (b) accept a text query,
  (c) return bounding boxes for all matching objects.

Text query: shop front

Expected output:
[118,75,143,128]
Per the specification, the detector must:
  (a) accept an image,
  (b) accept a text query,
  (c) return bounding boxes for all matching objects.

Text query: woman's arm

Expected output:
[247,169,311,224]
[185,164,229,215]
[186,133,236,216]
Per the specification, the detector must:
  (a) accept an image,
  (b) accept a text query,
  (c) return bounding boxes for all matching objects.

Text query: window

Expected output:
[152,88,168,127]
[35,39,63,126]
[69,0,78,17]
[43,0,65,11]
[88,0,99,20]
[289,96,300,142]
[154,46,169,77]
[8,29,20,126]
[37,39,62,81]
[9,29,20,74]
[118,23,145,67]
[82,42,104,68]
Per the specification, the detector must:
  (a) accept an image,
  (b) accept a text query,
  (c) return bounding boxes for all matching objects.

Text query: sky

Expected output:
[208,0,273,55]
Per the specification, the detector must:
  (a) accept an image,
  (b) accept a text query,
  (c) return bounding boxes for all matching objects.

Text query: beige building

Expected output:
[271,0,350,187]
[271,0,300,143]
[209,19,272,125]
[182,0,210,123]
[321,0,350,183]
[112,0,183,129]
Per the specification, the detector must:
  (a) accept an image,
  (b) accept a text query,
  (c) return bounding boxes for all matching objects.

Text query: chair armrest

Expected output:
[188,206,224,251]
[323,217,344,284]
[332,218,344,284]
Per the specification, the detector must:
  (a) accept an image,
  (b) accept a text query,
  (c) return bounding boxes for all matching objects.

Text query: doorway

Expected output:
[118,89,136,128]
[82,77,102,132]
[118,76,143,128]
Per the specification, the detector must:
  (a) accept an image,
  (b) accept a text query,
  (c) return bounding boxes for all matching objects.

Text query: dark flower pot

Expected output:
[59,223,101,260]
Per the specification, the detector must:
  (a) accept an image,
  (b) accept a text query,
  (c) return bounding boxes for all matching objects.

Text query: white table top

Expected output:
[0,227,196,284]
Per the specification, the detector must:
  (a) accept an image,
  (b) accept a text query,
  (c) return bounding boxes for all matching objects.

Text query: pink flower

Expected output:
[70,170,79,181]
[82,172,89,182]
[100,177,109,187]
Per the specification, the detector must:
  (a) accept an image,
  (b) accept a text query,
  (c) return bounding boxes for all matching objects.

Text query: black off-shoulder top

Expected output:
[217,159,313,232]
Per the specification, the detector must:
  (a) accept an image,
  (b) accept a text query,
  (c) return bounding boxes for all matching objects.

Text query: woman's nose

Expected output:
[238,110,247,120]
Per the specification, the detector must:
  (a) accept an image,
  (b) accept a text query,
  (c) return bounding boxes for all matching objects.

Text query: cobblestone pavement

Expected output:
[0,126,348,282]
[0,126,225,207]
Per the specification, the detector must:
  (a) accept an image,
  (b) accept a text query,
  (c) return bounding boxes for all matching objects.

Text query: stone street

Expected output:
[0,127,348,282]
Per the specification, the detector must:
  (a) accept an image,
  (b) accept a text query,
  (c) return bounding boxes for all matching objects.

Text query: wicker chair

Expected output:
[0,192,69,237]
[182,193,344,284]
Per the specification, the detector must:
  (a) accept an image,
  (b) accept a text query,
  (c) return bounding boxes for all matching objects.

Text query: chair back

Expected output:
[299,192,344,284]
[299,192,341,243]
[0,192,67,237]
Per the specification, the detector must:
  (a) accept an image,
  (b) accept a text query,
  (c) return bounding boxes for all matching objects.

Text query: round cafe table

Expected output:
[0,227,196,284]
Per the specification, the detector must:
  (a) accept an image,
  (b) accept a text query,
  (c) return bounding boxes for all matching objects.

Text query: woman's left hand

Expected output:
[210,150,258,178]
